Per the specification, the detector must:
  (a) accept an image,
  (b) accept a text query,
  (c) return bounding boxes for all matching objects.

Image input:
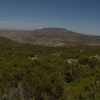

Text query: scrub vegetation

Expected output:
[0,39,100,100]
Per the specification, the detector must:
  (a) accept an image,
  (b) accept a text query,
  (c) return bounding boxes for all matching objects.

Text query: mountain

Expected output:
[0,28,100,46]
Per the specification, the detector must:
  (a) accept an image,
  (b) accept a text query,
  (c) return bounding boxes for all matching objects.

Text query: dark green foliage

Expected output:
[0,43,100,100]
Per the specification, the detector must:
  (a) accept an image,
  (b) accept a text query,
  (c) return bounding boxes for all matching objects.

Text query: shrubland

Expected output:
[0,43,100,100]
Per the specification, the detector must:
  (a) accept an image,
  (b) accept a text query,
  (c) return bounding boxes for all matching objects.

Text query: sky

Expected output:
[0,0,100,35]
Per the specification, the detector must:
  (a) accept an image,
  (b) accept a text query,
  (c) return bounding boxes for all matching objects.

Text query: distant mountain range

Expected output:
[0,28,100,46]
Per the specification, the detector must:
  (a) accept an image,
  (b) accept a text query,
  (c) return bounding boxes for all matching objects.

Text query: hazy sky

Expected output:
[0,0,100,35]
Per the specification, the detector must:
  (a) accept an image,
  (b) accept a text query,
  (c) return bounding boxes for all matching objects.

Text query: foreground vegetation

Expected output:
[0,43,100,100]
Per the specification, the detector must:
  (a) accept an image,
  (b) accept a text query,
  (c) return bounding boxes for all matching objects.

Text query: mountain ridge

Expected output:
[0,27,100,46]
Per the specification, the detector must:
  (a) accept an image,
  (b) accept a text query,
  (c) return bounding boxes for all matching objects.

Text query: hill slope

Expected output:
[0,28,100,46]
[0,36,18,47]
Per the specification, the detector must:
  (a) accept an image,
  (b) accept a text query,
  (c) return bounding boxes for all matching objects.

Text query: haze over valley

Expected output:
[0,27,100,46]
